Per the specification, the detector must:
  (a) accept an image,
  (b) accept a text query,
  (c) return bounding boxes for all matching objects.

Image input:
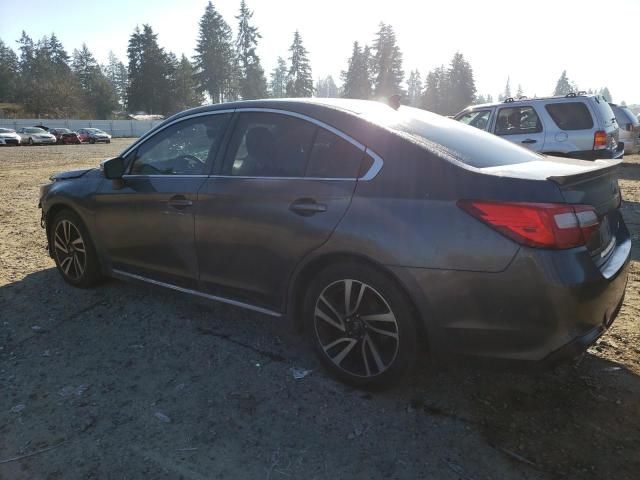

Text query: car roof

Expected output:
[462,93,603,112]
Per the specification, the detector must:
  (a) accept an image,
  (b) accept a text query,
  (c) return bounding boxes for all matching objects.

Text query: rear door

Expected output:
[195,110,366,310]
[493,105,545,151]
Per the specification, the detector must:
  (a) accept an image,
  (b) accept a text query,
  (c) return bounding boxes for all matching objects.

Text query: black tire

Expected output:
[28,137,33,146]
[89,138,95,144]
[304,262,418,389]
[50,209,102,288]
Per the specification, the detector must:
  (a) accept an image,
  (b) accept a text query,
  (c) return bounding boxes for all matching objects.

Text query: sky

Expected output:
[1,0,639,104]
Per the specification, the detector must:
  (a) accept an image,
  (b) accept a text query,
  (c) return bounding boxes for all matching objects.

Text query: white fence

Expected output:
[0,119,164,137]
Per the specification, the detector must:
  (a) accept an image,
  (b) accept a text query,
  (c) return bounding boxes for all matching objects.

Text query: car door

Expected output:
[195,110,368,311]
[493,105,545,151]
[94,112,231,289]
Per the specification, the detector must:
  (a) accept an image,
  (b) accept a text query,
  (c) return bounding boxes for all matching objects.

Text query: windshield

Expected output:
[362,105,540,168]
[87,128,105,134]
[0,128,15,133]
[26,128,46,133]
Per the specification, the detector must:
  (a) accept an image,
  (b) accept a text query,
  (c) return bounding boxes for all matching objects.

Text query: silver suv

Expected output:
[609,103,640,154]
[455,93,623,160]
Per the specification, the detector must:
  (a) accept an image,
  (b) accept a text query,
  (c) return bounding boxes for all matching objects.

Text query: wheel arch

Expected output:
[44,202,85,255]
[286,251,430,349]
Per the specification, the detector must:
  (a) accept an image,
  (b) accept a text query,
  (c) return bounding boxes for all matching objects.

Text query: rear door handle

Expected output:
[289,198,327,216]
[168,195,193,210]
[521,139,537,144]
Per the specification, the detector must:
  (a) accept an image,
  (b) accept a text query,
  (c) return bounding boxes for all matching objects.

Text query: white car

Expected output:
[0,128,21,146]
[17,127,57,145]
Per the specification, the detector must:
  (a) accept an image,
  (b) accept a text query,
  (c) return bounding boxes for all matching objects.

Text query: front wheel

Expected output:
[304,263,418,389]
[51,210,102,288]
[28,137,33,146]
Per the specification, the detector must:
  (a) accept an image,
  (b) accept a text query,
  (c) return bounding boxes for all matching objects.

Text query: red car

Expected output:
[49,128,81,145]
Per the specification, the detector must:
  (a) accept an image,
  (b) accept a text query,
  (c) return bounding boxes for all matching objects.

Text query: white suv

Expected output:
[455,93,623,160]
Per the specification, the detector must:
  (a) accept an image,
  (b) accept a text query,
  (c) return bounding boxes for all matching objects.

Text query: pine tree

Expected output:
[285,31,313,97]
[445,52,476,114]
[499,77,511,101]
[0,39,19,102]
[104,51,129,108]
[553,70,573,96]
[315,76,339,97]
[72,44,99,90]
[516,84,524,98]
[421,66,447,114]
[341,41,372,100]
[171,54,204,112]
[235,0,267,99]
[194,1,238,103]
[269,57,288,98]
[371,23,404,98]
[599,87,612,102]
[72,44,118,118]
[406,70,423,107]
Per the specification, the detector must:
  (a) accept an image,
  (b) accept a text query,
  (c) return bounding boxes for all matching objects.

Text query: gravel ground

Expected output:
[0,141,639,480]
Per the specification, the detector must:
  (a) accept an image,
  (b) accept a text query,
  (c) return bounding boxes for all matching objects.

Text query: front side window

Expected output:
[495,106,542,135]
[545,102,594,130]
[129,114,230,175]
[457,110,492,131]
[226,112,316,177]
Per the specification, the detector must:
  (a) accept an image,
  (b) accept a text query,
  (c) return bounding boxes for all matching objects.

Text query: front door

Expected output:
[195,111,366,310]
[493,105,546,151]
[94,113,231,288]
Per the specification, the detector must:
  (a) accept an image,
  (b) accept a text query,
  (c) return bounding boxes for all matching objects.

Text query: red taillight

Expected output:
[457,201,599,249]
[593,130,608,150]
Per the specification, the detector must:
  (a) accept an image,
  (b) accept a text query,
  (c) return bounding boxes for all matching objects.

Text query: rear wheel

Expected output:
[304,263,418,389]
[51,210,102,288]
[89,138,95,144]
[28,137,33,146]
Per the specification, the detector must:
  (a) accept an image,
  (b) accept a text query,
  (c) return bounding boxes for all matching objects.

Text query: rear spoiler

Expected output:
[547,160,622,186]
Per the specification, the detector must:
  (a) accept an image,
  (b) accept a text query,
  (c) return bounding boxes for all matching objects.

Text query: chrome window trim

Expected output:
[120,109,236,158]
[112,269,281,317]
[122,174,210,179]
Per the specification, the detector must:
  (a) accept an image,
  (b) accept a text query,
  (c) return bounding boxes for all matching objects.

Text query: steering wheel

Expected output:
[174,154,203,173]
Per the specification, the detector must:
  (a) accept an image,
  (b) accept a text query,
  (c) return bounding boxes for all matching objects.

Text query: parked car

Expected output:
[39,99,630,388]
[0,128,21,146]
[609,103,640,155]
[50,128,81,145]
[77,128,111,144]
[17,127,57,145]
[455,93,623,160]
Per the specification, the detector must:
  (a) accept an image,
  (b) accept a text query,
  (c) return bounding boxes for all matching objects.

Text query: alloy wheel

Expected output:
[53,219,87,281]
[313,279,400,378]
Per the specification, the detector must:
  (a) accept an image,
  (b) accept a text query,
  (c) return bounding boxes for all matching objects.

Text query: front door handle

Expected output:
[289,198,327,216]
[168,195,193,210]
[521,139,537,144]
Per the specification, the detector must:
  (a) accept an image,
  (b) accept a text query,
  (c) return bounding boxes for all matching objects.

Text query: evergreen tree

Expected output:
[315,76,339,97]
[72,44,118,118]
[516,84,524,98]
[285,31,313,97]
[406,70,422,107]
[127,24,174,114]
[599,87,612,102]
[171,54,204,112]
[341,41,372,100]
[104,51,129,108]
[553,70,573,96]
[421,66,447,114]
[499,77,511,101]
[269,57,288,98]
[445,52,475,114]
[0,39,19,102]
[194,1,238,103]
[371,23,404,98]
[72,44,99,90]
[235,0,267,99]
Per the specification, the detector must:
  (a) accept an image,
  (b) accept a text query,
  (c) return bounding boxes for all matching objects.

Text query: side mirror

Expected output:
[101,157,125,179]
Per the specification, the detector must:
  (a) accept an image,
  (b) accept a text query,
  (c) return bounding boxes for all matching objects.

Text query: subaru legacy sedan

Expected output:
[38,99,630,389]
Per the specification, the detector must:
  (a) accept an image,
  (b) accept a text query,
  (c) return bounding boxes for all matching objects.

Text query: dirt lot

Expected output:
[1,140,639,479]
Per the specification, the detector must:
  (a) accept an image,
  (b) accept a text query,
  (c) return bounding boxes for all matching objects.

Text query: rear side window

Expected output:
[495,106,542,135]
[306,129,363,178]
[226,112,316,177]
[545,102,594,130]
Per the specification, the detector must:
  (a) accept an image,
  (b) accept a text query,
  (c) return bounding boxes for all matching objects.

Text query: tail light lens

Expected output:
[457,201,599,249]
[593,130,608,150]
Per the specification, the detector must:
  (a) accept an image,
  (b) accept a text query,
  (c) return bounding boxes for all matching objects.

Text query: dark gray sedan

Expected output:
[38,99,630,388]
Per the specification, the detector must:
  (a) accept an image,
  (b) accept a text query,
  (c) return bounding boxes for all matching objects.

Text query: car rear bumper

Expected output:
[566,143,625,160]
[390,212,631,366]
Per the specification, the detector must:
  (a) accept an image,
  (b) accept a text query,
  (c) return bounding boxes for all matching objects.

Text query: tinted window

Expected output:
[306,129,363,178]
[545,102,594,130]
[226,112,316,177]
[457,110,492,131]
[495,106,542,135]
[130,114,230,175]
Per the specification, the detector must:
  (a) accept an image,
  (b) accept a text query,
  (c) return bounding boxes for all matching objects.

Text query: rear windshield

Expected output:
[611,105,639,126]
[545,102,594,130]
[363,106,539,168]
